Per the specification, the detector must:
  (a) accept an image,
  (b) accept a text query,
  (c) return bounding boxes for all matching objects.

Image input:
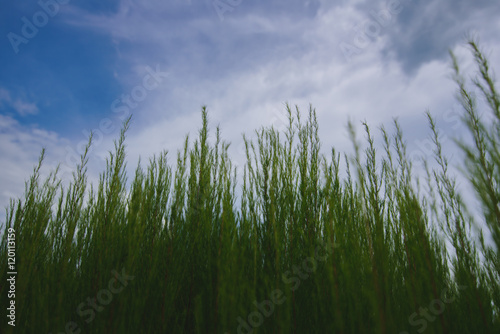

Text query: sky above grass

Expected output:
[1,0,499,223]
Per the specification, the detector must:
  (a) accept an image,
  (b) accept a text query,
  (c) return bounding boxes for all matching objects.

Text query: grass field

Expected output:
[1,39,499,334]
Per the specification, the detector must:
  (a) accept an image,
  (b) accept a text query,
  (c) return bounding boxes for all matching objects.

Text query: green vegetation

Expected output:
[1,39,499,334]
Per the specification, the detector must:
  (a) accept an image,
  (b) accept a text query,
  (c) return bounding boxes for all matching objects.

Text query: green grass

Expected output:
[1,39,499,334]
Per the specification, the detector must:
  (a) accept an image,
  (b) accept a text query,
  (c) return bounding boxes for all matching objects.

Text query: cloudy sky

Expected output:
[1,0,499,223]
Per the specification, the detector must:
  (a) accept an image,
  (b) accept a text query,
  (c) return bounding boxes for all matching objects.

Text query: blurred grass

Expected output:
[1,39,499,334]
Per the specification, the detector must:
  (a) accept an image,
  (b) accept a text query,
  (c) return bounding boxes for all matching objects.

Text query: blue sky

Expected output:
[1,0,499,222]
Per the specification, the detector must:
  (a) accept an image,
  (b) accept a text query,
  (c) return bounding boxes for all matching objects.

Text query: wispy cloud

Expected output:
[0,88,38,116]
